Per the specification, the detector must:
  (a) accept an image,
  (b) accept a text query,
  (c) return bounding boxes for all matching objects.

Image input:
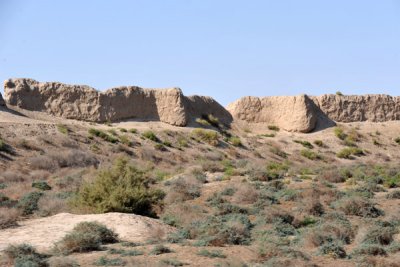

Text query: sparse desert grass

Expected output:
[300,149,321,160]
[150,244,172,255]
[191,128,219,146]
[268,125,280,131]
[47,256,80,267]
[0,207,20,229]
[270,146,288,158]
[197,249,226,258]
[337,147,364,159]
[165,176,202,204]
[88,128,118,143]
[227,136,242,147]
[57,124,69,135]
[294,140,314,149]
[313,140,324,147]
[142,130,160,142]
[95,256,125,266]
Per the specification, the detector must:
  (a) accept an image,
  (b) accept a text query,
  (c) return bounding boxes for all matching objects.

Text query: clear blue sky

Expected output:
[1,0,399,105]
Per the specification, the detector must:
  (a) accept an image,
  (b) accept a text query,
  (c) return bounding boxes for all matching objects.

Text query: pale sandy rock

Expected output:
[312,94,400,122]
[4,78,233,127]
[227,95,318,132]
[4,79,189,126]
[0,212,175,251]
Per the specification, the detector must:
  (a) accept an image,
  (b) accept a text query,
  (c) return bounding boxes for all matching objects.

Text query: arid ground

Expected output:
[1,105,400,267]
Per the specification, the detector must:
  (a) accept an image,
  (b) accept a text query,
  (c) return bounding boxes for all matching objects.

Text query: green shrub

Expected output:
[269,147,287,158]
[228,136,242,147]
[334,127,347,140]
[268,125,280,131]
[32,181,52,191]
[314,140,324,147]
[294,140,313,149]
[18,191,44,215]
[196,118,211,126]
[261,133,276,138]
[395,137,400,145]
[191,129,219,146]
[197,114,220,128]
[73,158,165,216]
[337,147,364,159]
[300,149,320,160]
[150,244,172,255]
[197,249,226,258]
[57,124,69,135]
[88,128,118,143]
[336,91,343,96]
[4,244,47,267]
[119,135,132,146]
[129,128,137,134]
[55,222,118,254]
[119,128,127,133]
[154,143,166,151]
[142,131,159,142]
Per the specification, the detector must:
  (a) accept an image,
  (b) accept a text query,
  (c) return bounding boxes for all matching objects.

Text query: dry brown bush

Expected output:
[37,194,69,216]
[29,150,98,171]
[164,176,202,204]
[29,155,58,171]
[232,183,259,205]
[0,207,20,229]
[0,170,29,183]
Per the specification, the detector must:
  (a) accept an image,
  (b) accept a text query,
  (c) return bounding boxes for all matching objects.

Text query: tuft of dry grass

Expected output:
[0,207,20,229]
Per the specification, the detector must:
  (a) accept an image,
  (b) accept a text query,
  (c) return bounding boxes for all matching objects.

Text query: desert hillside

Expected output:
[0,81,399,267]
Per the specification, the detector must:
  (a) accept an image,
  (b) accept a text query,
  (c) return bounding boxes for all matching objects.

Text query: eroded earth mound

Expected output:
[3,78,232,127]
[3,78,400,132]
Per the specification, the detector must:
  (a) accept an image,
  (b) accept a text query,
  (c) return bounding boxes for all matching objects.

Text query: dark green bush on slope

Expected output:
[73,158,165,217]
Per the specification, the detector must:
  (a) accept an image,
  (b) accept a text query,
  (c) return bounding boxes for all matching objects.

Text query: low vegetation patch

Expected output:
[197,249,226,258]
[294,140,313,149]
[57,124,69,135]
[300,149,321,160]
[142,130,160,142]
[55,221,118,254]
[267,125,280,131]
[337,147,364,159]
[4,244,47,267]
[89,128,118,143]
[191,129,219,146]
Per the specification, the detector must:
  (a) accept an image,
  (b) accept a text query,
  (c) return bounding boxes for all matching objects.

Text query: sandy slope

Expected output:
[0,213,174,251]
